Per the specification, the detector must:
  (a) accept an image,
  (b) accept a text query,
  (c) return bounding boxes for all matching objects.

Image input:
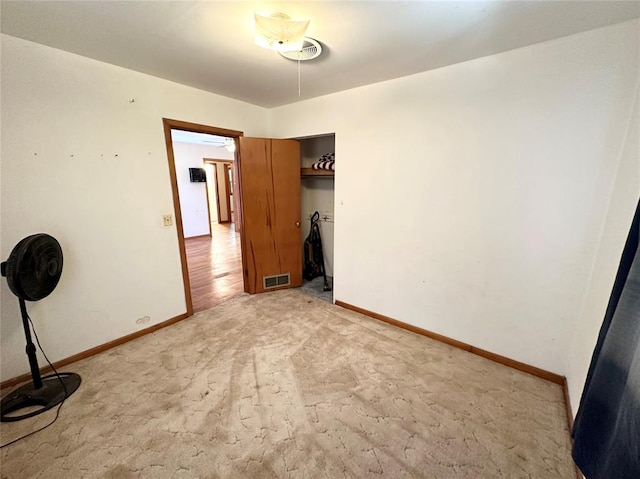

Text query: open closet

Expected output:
[298,133,335,302]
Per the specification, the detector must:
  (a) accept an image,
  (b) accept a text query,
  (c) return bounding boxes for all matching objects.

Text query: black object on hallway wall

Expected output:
[189,167,207,182]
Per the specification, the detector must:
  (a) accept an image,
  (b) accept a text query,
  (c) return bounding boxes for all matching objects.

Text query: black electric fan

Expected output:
[0,233,81,422]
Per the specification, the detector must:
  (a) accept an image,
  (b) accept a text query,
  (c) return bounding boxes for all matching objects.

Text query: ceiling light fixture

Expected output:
[224,138,236,153]
[278,38,323,98]
[254,12,310,52]
[279,37,323,62]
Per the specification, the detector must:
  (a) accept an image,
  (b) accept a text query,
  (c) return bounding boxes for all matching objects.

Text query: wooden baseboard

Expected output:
[561,378,583,479]
[336,299,585,475]
[185,234,211,240]
[562,378,574,431]
[335,300,565,385]
[1,312,189,390]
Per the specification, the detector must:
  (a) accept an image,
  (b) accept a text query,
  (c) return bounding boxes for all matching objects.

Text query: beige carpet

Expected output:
[0,290,574,478]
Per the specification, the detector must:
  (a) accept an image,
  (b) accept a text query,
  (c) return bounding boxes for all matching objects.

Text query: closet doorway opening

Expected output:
[163,118,245,315]
[298,133,336,303]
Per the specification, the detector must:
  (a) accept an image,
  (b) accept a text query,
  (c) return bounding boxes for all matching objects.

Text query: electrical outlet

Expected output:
[162,214,173,227]
[136,315,150,325]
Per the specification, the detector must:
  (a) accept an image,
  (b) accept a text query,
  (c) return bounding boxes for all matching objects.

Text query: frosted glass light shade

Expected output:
[254,13,310,52]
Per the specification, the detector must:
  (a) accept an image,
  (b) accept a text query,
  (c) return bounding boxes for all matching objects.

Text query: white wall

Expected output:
[566,83,639,413]
[269,20,640,376]
[0,35,268,381]
[172,142,226,238]
[300,136,335,277]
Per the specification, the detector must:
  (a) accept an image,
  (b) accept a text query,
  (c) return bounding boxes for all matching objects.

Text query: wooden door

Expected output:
[238,138,302,293]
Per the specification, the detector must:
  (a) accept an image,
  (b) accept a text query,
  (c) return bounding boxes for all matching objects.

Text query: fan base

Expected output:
[0,372,81,422]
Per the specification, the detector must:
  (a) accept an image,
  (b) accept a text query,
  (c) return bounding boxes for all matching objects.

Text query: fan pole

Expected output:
[1,234,82,422]
[1,297,81,422]
[19,298,43,390]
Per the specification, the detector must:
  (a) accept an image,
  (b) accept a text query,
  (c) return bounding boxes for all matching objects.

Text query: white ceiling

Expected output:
[171,130,229,146]
[2,1,639,108]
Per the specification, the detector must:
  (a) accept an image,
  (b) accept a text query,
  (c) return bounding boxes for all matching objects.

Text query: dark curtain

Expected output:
[572,199,640,479]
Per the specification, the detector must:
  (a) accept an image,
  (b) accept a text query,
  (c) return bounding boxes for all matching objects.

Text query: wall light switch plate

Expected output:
[162,214,173,226]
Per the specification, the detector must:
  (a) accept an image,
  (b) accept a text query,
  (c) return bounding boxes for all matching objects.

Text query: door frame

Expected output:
[223,163,233,224]
[212,162,222,223]
[203,159,234,224]
[162,118,244,316]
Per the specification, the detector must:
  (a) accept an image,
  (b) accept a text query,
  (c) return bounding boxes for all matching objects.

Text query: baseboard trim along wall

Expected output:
[335,300,565,384]
[185,233,212,240]
[334,300,583,470]
[562,378,574,430]
[0,312,189,390]
[561,378,582,479]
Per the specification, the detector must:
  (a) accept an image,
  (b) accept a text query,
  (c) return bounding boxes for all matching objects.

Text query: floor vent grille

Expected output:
[263,273,290,289]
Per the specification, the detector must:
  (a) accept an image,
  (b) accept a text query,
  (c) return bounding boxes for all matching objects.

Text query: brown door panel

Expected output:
[238,138,301,294]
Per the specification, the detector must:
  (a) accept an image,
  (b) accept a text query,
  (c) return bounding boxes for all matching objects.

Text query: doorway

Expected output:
[162,118,245,315]
[164,120,305,314]
[204,159,235,227]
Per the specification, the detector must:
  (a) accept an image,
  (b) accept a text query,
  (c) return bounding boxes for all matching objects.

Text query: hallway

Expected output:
[185,223,243,312]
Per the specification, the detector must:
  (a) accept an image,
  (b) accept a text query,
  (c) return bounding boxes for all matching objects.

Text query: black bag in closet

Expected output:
[303,212,332,291]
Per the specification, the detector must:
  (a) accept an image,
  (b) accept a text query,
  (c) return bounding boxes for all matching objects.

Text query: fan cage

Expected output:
[279,38,322,61]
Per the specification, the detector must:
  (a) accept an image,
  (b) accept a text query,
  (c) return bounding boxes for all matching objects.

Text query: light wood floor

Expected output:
[185,223,243,313]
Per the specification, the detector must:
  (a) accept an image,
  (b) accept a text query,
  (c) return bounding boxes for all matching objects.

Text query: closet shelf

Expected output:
[301,168,334,178]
